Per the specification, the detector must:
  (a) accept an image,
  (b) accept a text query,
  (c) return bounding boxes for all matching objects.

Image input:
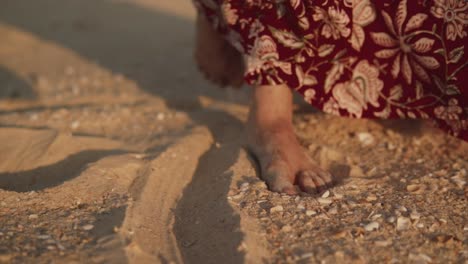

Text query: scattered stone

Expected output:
[357,132,375,146]
[270,205,284,213]
[306,210,317,216]
[397,205,408,212]
[408,253,432,264]
[366,195,377,202]
[429,223,439,232]
[317,197,333,205]
[328,206,338,214]
[364,221,380,232]
[57,243,66,251]
[371,214,382,220]
[434,169,448,177]
[230,193,243,200]
[82,224,94,231]
[240,182,250,192]
[298,253,314,260]
[397,217,411,231]
[332,230,348,239]
[451,171,466,188]
[296,203,305,211]
[281,225,292,232]
[407,184,425,194]
[321,190,330,198]
[47,245,56,251]
[375,240,392,247]
[37,235,51,240]
[28,214,38,220]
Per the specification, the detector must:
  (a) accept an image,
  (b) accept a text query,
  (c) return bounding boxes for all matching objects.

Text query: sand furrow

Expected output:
[121,127,213,263]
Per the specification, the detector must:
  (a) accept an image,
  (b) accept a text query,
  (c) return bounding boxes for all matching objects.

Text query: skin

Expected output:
[195,14,333,194]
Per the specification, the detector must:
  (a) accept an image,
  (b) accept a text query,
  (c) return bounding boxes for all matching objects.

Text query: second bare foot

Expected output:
[194,13,244,87]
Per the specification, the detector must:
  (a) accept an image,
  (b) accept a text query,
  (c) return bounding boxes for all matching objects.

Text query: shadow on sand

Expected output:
[0,1,245,262]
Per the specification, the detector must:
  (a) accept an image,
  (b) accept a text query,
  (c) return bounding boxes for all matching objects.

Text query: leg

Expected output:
[194,13,244,87]
[247,84,333,195]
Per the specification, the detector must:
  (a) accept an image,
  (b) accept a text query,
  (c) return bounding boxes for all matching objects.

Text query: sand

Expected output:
[0,0,466,263]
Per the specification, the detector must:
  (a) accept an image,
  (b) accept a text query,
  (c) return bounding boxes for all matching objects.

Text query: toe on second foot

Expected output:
[297,170,333,194]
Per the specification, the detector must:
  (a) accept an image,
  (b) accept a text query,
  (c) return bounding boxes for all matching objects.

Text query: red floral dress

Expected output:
[193,0,468,140]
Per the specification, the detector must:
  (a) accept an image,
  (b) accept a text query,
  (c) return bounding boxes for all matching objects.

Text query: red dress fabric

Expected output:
[193,0,468,140]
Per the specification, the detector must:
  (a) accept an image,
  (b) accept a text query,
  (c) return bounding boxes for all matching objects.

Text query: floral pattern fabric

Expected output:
[193,0,468,140]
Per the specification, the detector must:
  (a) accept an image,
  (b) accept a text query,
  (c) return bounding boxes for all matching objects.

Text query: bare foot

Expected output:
[247,84,333,195]
[194,13,244,87]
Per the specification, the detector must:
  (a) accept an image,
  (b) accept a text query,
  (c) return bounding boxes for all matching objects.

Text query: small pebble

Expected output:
[240,183,250,192]
[47,245,56,251]
[371,214,382,220]
[364,221,380,231]
[408,253,432,264]
[357,132,375,146]
[328,206,339,214]
[317,198,333,205]
[281,225,292,232]
[375,240,392,247]
[306,210,317,216]
[82,224,94,231]
[321,190,330,198]
[397,205,408,212]
[396,217,411,231]
[299,253,314,260]
[386,142,396,150]
[366,195,377,202]
[270,205,284,213]
[407,184,425,193]
[231,193,243,200]
[28,214,38,220]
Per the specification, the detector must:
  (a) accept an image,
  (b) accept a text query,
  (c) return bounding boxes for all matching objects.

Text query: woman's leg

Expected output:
[247,84,333,194]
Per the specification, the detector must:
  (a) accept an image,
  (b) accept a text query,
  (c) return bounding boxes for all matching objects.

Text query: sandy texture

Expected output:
[0,0,466,263]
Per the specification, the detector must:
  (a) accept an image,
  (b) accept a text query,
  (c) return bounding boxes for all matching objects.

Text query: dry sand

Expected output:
[0,0,466,263]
